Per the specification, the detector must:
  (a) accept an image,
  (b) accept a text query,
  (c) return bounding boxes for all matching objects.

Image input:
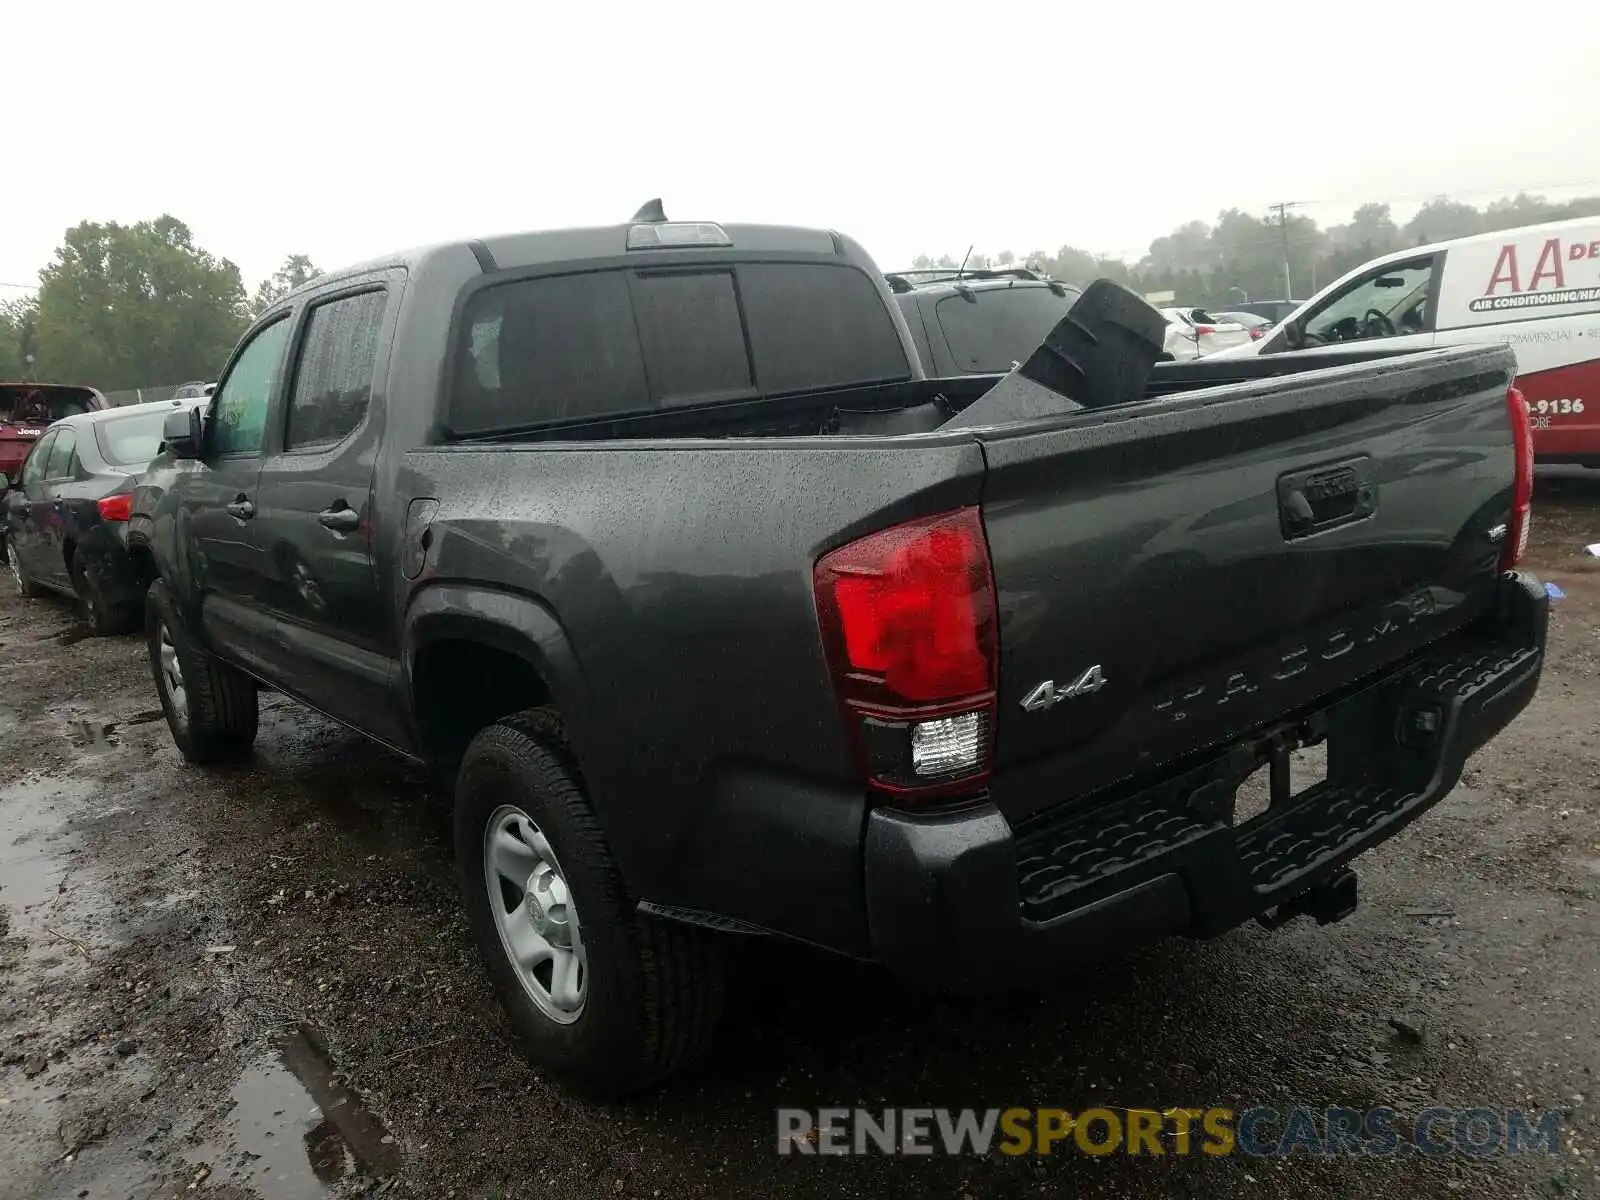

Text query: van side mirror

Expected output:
[1284,318,1306,351]
[162,406,204,459]
[0,472,10,494]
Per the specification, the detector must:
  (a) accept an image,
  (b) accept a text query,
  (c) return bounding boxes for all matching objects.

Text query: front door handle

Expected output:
[226,497,255,521]
[317,505,361,533]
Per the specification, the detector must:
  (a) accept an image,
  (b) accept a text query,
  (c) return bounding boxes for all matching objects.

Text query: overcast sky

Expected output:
[5,1,1600,296]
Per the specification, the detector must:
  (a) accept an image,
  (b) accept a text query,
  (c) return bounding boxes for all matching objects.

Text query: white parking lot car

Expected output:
[1209,215,1600,465]
[1160,307,1253,359]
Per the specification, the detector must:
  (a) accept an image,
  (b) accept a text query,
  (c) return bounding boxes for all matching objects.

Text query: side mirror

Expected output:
[0,472,10,494]
[163,406,204,459]
[1284,318,1306,351]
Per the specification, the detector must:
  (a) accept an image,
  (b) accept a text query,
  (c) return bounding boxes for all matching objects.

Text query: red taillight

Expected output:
[1193,325,1216,337]
[814,508,998,798]
[1502,386,1533,571]
[97,494,132,522]
[1249,328,1265,340]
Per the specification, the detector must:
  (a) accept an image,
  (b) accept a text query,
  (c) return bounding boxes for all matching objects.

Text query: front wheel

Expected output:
[145,579,259,763]
[454,709,724,1096]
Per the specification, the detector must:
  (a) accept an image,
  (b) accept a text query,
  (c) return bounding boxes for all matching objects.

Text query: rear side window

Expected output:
[95,409,179,467]
[287,290,387,449]
[737,263,908,393]
[454,272,649,433]
[449,262,909,434]
[631,272,751,403]
[45,428,77,479]
[934,286,1079,373]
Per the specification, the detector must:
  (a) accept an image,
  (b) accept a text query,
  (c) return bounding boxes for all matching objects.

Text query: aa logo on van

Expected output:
[1469,235,1600,313]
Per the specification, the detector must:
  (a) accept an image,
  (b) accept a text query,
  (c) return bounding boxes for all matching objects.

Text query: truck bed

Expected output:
[405,343,1521,941]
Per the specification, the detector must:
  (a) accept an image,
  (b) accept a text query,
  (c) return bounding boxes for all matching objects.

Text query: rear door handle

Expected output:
[317,505,361,533]
[226,497,255,521]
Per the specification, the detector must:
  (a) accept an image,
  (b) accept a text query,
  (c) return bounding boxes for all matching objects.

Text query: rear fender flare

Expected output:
[401,583,593,761]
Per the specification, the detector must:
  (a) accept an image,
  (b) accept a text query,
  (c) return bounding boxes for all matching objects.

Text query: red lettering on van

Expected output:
[1591,240,1600,260]
[1528,238,1566,291]
[1485,244,1521,294]
[1570,242,1588,261]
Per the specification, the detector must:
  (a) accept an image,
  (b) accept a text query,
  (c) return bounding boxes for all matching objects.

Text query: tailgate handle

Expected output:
[1277,457,1375,539]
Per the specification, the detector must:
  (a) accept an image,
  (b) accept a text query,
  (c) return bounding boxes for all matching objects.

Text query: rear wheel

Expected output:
[72,557,137,636]
[454,708,724,1096]
[145,579,258,763]
[6,537,47,599]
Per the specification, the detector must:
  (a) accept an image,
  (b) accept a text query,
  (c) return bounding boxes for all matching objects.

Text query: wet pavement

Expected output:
[1,469,1598,1199]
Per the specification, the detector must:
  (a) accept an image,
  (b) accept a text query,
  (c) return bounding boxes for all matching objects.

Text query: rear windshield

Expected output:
[933,285,1080,373]
[0,386,96,426]
[94,409,172,467]
[449,262,909,435]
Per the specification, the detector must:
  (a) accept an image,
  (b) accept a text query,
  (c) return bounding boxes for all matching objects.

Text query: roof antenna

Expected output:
[955,244,974,278]
[632,198,667,223]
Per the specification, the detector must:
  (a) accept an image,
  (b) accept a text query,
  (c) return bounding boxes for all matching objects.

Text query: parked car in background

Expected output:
[885,268,1081,375]
[1220,299,1305,324]
[1209,215,1600,466]
[130,206,1543,1095]
[172,381,217,400]
[1212,310,1275,340]
[2,397,207,634]
[1160,307,1253,357]
[0,384,110,489]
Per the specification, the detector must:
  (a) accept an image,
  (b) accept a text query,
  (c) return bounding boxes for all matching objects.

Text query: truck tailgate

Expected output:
[974,345,1518,824]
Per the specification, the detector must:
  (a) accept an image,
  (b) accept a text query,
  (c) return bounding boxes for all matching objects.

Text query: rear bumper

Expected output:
[76,526,143,606]
[863,572,1547,989]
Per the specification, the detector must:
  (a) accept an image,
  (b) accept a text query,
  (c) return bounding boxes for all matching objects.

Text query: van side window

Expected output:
[1300,258,1437,345]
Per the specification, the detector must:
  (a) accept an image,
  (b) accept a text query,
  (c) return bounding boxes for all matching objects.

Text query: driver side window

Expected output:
[21,432,54,489]
[1303,257,1437,344]
[210,317,292,456]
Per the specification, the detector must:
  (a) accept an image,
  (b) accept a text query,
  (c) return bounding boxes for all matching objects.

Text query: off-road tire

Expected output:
[455,708,725,1097]
[145,579,259,763]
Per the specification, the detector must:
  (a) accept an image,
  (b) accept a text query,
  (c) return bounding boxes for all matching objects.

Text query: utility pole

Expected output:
[1270,201,1303,298]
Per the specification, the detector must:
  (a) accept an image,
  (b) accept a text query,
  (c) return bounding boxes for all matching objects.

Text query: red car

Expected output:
[0,384,110,485]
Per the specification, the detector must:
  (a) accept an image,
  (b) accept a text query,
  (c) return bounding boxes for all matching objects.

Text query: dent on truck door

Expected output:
[252,284,405,747]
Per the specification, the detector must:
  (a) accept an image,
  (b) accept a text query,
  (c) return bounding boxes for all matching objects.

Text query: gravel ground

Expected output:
[1,471,1597,1200]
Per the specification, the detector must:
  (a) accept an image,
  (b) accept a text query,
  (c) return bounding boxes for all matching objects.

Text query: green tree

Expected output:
[0,297,38,380]
[32,216,247,390]
[1403,198,1481,245]
[251,254,322,315]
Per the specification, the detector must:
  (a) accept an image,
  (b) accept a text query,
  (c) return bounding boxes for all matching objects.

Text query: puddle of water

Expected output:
[199,1027,399,1198]
[0,776,96,945]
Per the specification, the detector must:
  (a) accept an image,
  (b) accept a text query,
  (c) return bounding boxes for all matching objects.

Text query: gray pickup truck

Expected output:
[130,206,1545,1095]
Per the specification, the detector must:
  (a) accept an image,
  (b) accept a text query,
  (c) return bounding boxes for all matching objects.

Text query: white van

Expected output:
[1218,216,1600,465]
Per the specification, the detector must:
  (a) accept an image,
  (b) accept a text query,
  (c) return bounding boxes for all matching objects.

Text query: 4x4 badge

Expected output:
[1021,665,1108,712]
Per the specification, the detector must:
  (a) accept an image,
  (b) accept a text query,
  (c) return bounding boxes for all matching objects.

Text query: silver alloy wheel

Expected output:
[6,540,22,594]
[157,621,189,729]
[483,804,587,1024]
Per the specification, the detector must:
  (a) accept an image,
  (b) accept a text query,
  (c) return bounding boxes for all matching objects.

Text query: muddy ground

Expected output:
[2,473,1598,1200]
